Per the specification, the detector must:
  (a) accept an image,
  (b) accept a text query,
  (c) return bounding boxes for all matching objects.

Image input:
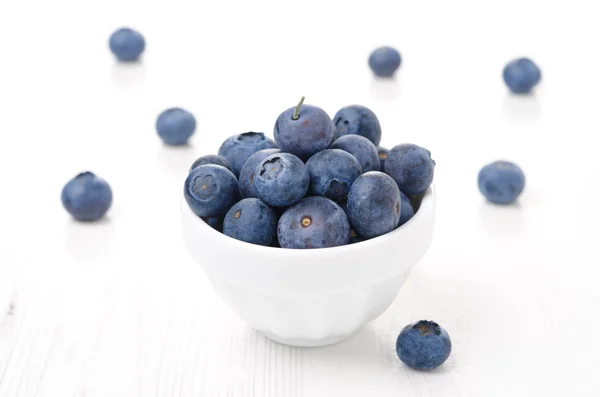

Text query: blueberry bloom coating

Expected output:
[333,105,382,145]
[377,146,389,170]
[109,27,145,62]
[278,197,350,249]
[156,108,196,145]
[503,58,541,94]
[274,104,335,160]
[218,132,278,177]
[396,320,452,370]
[238,148,281,199]
[347,172,401,238]
[190,154,231,172]
[398,191,415,227]
[223,198,277,246]
[184,165,240,218]
[330,135,380,172]
[368,46,402,77]
[61,172,113,221]
[478,161,525,204]
[306,149,362,202]
[384,144,435,195]
[253,153,309,207]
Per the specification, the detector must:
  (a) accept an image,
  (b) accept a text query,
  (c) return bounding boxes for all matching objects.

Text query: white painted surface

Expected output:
[0,0,599,396]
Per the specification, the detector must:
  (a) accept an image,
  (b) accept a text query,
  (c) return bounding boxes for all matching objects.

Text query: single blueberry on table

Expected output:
[368,46,402,78]
[274,97,335,160]
[503,58,541,94]
[218,132,278,177]
[223,198,278,246]
[109,27,145,62]
[190,154,231,172]
[184,165,240,218]
[253,153,309,207]
[333,105,382,146]
[238,148,281,199]
[61,172,113,222]
[347,171,401,238]
[278,196,350,249]
[306,149,362,202]
[156,108,196,146]
[478,161,525,204]
[384,143,435,195]
[396,320,452,370]
[398,191,415,227]
[377,146,388,170]
[201,216,224,232]
[330,135,380,172]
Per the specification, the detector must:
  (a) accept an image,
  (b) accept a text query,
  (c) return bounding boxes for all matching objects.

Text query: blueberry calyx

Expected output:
[412,320,441,336]
[291,96,306,120]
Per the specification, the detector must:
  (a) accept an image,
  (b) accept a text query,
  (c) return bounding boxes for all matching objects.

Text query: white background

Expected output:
[1,0,599,396]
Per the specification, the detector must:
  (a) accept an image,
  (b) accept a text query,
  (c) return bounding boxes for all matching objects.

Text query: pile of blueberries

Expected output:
[58,28,543,371]
[183,97,434,249]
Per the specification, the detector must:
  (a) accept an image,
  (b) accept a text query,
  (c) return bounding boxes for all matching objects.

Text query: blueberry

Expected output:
[253,153,309,207]
[278,197,350,249]
[385,144,435,195]
[330,135,380,172]
[349,229,366,244]
[190,154,232,172]
[201,216,224,232]
[333,105,382,146]
[218,132,278,177]
[377,146,389,170]
[61,172,113,222]
[348,172,401,238]
[274,97,335,160]
[238,148,281,198]
[478,161,525,204]
[503,58,541,94]
[398,191,415,227]
[109,27,145,62]
[223,198,277,246]
[396,320,452,370]
[368,46,402,78]
[306,149,362,202]
[184,165,240,218]
[156,108,196,145]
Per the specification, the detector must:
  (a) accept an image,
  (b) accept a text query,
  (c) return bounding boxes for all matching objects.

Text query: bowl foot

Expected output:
[258,328,361,347]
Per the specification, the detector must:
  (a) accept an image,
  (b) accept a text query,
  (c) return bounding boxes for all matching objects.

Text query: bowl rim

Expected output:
[181,185,436,257]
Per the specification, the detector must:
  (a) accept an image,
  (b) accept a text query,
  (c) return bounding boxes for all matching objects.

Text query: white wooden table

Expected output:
[1,1,599,396]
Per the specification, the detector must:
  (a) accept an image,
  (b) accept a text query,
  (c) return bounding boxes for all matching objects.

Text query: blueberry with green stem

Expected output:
[274,96,335,160]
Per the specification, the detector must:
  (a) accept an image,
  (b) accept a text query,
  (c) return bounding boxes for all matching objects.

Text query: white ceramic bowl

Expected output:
[181,186,436,347]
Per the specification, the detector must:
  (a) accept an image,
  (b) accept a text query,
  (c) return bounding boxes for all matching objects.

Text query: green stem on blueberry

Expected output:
[292,96,305,120]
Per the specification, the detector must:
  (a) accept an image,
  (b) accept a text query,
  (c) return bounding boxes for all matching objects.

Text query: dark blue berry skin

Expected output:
[398,191,415,227]
[156,108,196,145]
[377,147,388,170]
[238,148,281,199]
[478,161,525,204]
[306,149,362,202]
[503,58,541,94]
[396,320,452,370]
[253,153,309,207]
[274,104,335,160]
[368,47,402,77]
[184,165,240,218]
[349,229,366,244]
[223,198,277,246]
[201,216,224,232]
[218,132,278,177]
[62,172,113,222]
[190,155,231,172]
[109,28,145,62]
[347,172,401,238]
[333,105,382,146]
[330,135,380,173]
[278,197,350,249]
[384,144,435,195]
